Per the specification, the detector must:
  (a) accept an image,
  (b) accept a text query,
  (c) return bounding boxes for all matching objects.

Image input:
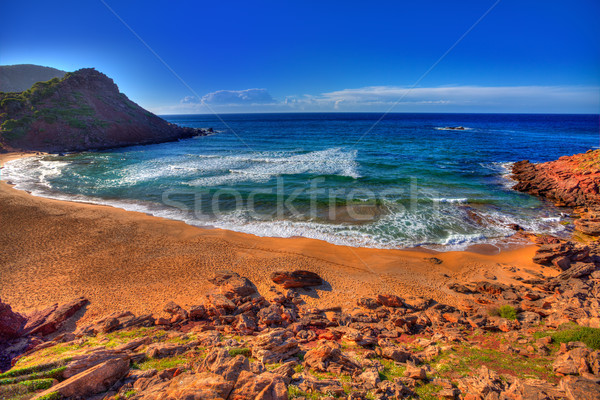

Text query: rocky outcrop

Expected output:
[34,357,130,399]
[3,256,600,399]
[0,297,89,372]
[512,150,600,209]
[512,150,600,236]
[0,68,209,152]
[0,298,26,341]
[270,270,323,288]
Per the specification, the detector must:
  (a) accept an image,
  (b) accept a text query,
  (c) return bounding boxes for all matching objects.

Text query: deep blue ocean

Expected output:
[3,113,599,250]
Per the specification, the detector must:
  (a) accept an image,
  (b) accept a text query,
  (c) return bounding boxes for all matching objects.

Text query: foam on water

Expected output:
[187,147,360,187]
[2,112,593,251]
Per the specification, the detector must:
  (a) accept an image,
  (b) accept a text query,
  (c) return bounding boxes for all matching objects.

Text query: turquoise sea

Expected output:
[2,113,598,250]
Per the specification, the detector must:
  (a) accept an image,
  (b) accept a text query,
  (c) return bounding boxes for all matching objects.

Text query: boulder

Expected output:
[270,270,323,289]
[404,363,426,380]
[200,348,250,384]
[376,294,405,308]
[24,297,89,336]
[134,371,233,400]
[561,375,600,400]
[303,341,361,374]
[229,371,287,400]
[63,348,130,378]
[34,357,129,399]
[575,217,600,236]
[553,347,590,375]
[252,328,299,364]
[209,270,258,299]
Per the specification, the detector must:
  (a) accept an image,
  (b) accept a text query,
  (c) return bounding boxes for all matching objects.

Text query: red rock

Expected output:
[270,270,323,289]
[0,298,26,341]
[304,341,361,374]
[512,152,600,211]
[552,256,572,271]
[209,270,258,299]
[561,375,600,400]
[376,294,405,307]
[229,371,287,400]
[24,297,88,336]
[575,217,600,236]
[34,357,129,399]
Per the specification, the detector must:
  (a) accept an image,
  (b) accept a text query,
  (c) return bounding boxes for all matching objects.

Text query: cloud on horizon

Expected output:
[156,85,599,114]
[182,89,275,106]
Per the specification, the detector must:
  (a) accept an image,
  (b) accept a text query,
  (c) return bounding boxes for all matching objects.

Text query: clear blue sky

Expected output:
[1,1,599,113]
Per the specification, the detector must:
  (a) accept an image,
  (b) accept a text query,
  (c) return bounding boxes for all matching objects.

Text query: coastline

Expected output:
[0,152,547,321]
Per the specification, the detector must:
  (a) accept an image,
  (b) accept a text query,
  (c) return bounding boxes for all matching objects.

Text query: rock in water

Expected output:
[270,270,323,288]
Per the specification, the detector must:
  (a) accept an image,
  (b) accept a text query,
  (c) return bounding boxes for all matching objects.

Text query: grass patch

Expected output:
[135,355,189,371]
[551,324,600,350]
[489,305,517,320]
[378,359,406,381]
[0,378,55,398]
[441,344,555,382]
[36,392,62,400]
[0,366,65,385]
[414,383,443,400]
[0,361,68,379]
[228,348,251,358]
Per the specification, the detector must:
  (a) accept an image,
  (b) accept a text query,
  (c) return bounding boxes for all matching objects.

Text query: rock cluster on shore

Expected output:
[2,256,600,399]
[512,150,600,237]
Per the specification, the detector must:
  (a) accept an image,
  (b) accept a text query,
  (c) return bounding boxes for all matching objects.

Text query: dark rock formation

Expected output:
[270,270,323,288]
[0,68,208,152]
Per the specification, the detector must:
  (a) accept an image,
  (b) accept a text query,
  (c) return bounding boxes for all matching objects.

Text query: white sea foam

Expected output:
[481,161,516,189]
[187,147,360,187]
[432,197,468,204]
[0,152,568,252]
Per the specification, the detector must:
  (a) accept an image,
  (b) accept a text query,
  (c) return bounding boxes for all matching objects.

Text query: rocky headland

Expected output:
[0,68,209,153]
[512,150,600,237]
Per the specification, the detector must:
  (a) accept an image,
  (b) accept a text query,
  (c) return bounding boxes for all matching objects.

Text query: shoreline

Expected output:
[0,152,547,321]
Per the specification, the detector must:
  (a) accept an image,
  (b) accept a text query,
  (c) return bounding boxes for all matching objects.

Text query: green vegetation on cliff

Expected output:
[0,67,204,152]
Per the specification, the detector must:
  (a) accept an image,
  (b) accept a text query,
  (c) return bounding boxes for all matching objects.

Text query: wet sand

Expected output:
[0,153,548,322]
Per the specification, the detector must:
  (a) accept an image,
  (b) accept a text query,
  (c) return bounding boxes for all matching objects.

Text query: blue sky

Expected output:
[1,1,599,113]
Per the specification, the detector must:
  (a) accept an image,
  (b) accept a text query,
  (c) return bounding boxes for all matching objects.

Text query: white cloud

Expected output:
[200,88,274,105]
[153,85,599,114]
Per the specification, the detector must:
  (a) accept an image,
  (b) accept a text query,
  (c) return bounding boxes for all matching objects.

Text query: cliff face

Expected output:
[0,68,205,152]
[512,150,600,209]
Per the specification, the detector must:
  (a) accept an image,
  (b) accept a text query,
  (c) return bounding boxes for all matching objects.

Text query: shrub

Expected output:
[488,305,517,320]
[552,325,600,349]
[498,305,517,320]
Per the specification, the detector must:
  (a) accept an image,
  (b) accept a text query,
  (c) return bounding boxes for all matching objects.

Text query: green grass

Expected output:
[0,366,65,386]
[36,392,62,400]
[228,348,251,358]
[378,359,406,381]
[0,378,55,398]
[0,361,68,379]
[135,355,189,371]
[414,383,443,400]
[439,344,555,382]
[489,305,517,320]
[551,324,600,349]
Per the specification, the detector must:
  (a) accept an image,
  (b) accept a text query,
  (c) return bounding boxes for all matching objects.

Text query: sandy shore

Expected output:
[0,153,549,322]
